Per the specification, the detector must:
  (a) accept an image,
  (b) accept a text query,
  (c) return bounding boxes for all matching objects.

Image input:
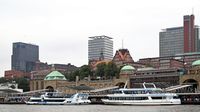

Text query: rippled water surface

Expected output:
[0,104,200,112]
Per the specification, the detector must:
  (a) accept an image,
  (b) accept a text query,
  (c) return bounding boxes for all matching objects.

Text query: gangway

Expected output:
[164,85,192,92]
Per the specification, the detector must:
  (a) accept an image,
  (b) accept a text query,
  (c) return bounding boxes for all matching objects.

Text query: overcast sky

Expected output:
[0,0,200,77]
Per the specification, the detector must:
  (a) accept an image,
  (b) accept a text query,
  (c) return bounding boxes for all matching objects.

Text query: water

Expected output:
[0,104,200,112]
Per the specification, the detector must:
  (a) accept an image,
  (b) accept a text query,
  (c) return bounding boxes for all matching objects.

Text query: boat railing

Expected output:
[142,82,157,89]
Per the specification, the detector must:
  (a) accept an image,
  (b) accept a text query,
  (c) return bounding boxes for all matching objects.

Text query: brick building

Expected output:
[4,70,31,79]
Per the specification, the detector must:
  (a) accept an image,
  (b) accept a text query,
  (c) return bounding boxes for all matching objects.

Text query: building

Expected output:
[160,27,184,57]
[4,70,31,79]
[31,63,78,80]
[130,67,180,88]
[139,52,200,69]
[184,15,196,53]
[113,49,134,67]
[180,60,200,92]
[11,42,39,72]
[159,15,200,57]
[113,48,145,68]
[30,70,126,94]
[88,35,113,62]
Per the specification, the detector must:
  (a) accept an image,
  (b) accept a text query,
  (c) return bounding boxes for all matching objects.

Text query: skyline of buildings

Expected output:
[1,14,200,77]
[88,35,113,62]
[11,42,39,72]
[159,14,200,57]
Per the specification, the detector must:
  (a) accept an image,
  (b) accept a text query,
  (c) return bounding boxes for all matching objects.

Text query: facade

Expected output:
[11,42,39,72]
[4,70,31,79]
[112,48,145,68]
[184,15,196,53]
[30,70,127,94]
[31,63,78,80]
[88,35,113,61]
[159,27,184,57]
[180,60,200,92]
[130,68,180,88]
[113,49,134,67]
[159,15,200,57]
[139,52,200,69]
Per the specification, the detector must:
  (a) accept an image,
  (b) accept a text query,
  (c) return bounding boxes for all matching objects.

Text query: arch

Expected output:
[183,79,198,93]
[115,82,125,88]
[45,86,54,92]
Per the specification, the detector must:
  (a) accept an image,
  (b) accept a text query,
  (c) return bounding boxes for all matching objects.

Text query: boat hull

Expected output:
[102,99,181,105]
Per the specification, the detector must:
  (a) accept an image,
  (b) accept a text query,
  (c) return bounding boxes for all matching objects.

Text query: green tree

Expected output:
[65,70,79,81]
[105,62,120,79]
[79,65,92,80]
[14,78,30,92]
[95,62,106,79]
[0,77,8,83]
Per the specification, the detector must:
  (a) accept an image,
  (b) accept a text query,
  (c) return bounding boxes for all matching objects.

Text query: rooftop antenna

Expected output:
[192,7,194,15]
[122,39,124,49]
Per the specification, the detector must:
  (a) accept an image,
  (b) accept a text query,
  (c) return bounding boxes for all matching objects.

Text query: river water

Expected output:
[0,104,200,112]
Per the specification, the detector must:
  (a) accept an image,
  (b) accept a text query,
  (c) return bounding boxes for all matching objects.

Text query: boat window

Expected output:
[134,97,148,100]
[44,99,66,102]
[67,101,71,103]
[109,97,148,100]
[30,100,42,102]
[173,96,179,99]
[151,97,163,99]
[114,91,123,94]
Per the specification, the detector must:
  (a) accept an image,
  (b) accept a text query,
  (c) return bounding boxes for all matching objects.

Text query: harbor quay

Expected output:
[2,47,200,105]
[2,59,200,104]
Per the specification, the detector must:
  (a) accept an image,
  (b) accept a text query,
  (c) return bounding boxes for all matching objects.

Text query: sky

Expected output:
[0,0,200,77]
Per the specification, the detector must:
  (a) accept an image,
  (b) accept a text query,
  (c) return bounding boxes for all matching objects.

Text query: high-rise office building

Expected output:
[159,27,184,57]
[159,14,200,57]
[88,35,113,61]
[11,42,39,72]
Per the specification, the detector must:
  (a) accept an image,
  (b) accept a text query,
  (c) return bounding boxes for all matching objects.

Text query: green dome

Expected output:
[44,71,66,80]
[192,60,200,66]
[121,65,135,71]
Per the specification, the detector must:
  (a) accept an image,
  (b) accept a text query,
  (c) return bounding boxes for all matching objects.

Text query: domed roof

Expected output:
[192,60,200,66]
[44,71,66,80]
[121,65,135,71]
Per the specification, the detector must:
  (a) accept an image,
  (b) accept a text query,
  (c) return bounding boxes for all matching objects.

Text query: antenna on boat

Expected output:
[124,80,128,89]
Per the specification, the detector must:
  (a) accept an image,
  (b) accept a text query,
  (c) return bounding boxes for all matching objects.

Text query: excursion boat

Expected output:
[26,92,91,105]
[102,82,181,105]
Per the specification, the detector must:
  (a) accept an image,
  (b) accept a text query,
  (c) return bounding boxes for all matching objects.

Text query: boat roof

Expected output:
[118,88,162,91]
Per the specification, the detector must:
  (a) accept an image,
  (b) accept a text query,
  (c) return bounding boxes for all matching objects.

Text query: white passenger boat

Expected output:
[102,82,181,105]
[26,92,91,105]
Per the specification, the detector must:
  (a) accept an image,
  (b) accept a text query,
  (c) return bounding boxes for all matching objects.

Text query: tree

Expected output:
[105,62,120,79]
[14,78,30,92]
[0,77,8,83]
[95,62,120,79]
[0,77,30,92]
[79,65,92,80]
[64,65,92,81]
[95,62,106,79]
[65,70,78,81]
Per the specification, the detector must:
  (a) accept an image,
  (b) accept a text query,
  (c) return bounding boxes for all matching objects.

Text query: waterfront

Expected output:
[0,105,200,112]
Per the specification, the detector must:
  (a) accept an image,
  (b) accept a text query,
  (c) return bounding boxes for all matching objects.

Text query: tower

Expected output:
[11,42,39,72]
[184,15,195,53]
[88,35,113,62]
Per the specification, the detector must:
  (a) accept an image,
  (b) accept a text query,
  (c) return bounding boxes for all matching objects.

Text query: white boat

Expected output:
[26,92,91,105]
[102,82,181,105]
